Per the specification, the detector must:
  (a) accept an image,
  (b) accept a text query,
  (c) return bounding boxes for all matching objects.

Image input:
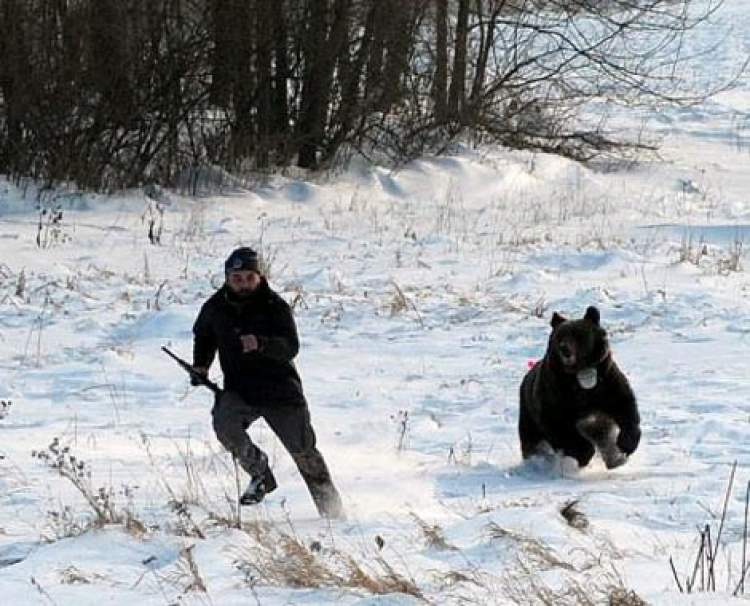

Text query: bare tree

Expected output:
[433,0,449,123]
[460,0,737,160]
[0,0,739,189]
[448,0,469,121]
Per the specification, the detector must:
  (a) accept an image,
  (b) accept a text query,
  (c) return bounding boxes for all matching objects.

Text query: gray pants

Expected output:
[212,390,343,518]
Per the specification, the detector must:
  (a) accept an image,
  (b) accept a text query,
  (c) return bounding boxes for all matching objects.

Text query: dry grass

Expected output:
[677,234,707,265]
[139,433,210,538]
[164,544,208,594]
[609,588,648,605]
[389,280,424,327]
[423,537,643,606]
[33,438,123,526]
[411,513,457,551]
[677,234,745,275]
[669,462,750,596]
[487,523,576,572]
[718,238,743,274]
[392,409,410,452]
[59,565,107,585]
[33,438,154,543]
[500,561,647,606]
[231,519,423,599]
[483,522,646,606]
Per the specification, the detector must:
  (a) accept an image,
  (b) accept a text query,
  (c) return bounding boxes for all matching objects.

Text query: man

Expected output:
[192,247,344,518]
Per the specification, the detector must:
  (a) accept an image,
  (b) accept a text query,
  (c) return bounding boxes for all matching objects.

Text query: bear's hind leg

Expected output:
[519,403,549,459]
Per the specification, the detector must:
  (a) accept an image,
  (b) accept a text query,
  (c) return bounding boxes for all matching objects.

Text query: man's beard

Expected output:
[227,287,258,303]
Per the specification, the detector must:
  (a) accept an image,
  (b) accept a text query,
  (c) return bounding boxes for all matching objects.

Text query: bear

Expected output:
[519,306,641,469]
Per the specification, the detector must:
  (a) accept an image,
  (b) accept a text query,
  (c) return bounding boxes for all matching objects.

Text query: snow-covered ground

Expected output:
[3,3,750,605]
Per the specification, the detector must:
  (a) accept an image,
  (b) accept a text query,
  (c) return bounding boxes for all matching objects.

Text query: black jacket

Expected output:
[192,279,304,405]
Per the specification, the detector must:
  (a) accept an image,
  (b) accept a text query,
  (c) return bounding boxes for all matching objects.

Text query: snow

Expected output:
[2,2,750,605]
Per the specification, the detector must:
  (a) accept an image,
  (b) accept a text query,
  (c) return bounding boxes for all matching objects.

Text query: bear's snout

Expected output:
[558,340,577,368]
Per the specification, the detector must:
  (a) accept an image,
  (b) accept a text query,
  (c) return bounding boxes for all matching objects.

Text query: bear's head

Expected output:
[548,306,610,389]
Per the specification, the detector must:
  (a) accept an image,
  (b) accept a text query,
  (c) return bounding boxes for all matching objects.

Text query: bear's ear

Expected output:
[584,306,600,325]
[550,312,566,329]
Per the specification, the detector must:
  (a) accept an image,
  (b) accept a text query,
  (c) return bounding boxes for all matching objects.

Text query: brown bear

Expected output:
[519,306,640,469]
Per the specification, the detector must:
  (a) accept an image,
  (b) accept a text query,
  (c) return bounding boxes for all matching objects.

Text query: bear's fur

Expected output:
[519,306,641,468]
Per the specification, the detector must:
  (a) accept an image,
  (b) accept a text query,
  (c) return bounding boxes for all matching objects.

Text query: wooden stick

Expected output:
[742,480,750,595]
[733,560,750,597]
[232,455,242,530]
[670,556,684,593]
[709,461,737,591]
[687,527,707,593]
[706,525,713,591]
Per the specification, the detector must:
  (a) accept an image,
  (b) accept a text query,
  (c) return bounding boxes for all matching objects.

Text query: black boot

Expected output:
[240,467,278,506]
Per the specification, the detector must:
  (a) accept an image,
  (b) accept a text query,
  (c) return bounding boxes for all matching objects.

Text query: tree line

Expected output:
[0,0,725,192]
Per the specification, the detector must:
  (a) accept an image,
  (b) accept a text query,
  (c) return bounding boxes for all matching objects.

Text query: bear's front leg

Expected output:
[616,423,641,457]
[560,434,596,468]
[576,413,627,469]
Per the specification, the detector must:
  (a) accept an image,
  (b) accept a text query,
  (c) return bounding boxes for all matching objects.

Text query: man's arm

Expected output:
[255,295,300,363]
[192,303,217,371]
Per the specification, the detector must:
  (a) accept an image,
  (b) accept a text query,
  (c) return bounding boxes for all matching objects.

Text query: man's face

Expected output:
[227,270,261,296]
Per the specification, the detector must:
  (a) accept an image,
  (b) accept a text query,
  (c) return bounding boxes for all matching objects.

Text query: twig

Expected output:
[734,560,750,597]
[737,481,750,596]
[709,461,737,590]
[30,576,58,605]
[139,433,205,539]
[391,280,424,329]
[687,527,706,593]
[35,294,50,366]
[699,524,708,591]
[670,557,684,593]
[232,456,242,529]
[153,279,168,311]
[706,525,714,591]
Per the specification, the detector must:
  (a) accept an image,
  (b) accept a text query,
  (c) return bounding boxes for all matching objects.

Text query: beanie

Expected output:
[225,247,260,275]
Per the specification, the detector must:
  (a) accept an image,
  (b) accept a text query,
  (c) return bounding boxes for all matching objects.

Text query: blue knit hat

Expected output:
[225,247,260,275]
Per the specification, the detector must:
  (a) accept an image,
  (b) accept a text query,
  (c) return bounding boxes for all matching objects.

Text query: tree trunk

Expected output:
[0,0,28,174]
[365,0,385,105]
[271,0,290,161]
[468,0,498,119]
[256,0,273,168]
[448,0,468,121]
[380,2,414,112]
[322,0,375,162]
[297,0,350,169]
[297,0,327,168]
[433,0,448,123]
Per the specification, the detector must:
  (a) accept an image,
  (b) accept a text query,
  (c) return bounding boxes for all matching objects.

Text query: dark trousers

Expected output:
[212,390,343,518]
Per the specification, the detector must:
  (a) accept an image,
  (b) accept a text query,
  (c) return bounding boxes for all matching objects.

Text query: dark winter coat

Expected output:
[192,279,304,405]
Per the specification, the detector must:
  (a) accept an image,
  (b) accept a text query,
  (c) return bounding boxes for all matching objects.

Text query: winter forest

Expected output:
[2,0,750,605]
[0,0,729,188]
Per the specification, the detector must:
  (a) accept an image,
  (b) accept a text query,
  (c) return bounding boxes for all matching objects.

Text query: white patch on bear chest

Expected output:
[576,367,598,390]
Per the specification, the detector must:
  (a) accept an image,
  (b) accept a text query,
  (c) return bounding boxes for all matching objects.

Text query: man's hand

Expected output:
[190,366,208,386]
[240,334,259,353]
